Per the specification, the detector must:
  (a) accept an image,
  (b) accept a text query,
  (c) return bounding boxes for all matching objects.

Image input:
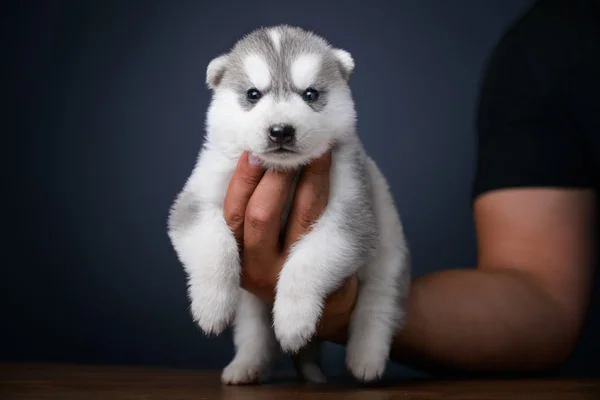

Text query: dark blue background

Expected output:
[5,0,598,379]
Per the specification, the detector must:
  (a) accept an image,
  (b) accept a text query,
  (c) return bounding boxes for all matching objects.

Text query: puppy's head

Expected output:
[205,25,356,170]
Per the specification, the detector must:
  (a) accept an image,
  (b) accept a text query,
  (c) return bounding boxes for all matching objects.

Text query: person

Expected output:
[221,0,600,376]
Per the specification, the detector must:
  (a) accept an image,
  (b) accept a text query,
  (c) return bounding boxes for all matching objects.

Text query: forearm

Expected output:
[322,268,579,376]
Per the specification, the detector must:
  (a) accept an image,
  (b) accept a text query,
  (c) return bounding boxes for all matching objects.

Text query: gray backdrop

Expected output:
[5,0,598,379]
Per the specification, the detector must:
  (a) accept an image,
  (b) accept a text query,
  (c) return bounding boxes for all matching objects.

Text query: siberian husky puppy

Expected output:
[167,25,411,384]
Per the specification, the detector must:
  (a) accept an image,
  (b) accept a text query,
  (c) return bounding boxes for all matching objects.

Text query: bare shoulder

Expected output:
[473,187,596,324]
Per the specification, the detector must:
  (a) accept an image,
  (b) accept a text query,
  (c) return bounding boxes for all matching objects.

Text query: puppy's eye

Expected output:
[302,88,319,102]
[247,88,262,102]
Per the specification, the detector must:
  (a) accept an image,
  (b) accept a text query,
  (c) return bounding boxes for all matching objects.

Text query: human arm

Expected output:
[385,187,596,375]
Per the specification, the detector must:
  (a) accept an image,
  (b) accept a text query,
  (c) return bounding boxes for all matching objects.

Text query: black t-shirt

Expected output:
[472,0,600,375]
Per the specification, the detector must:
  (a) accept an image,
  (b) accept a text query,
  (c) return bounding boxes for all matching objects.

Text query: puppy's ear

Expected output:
[332,48,354,81]
[206,54,230,89]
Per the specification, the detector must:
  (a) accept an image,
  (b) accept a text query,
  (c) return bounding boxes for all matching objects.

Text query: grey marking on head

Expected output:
[168,190,202,234]
[206,25,354,113]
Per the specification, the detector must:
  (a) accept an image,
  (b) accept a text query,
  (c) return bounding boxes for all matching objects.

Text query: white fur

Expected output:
[168,26,411,385]
[206,54,229,89]
[221,289,278,384]
[268,28,281,53]
[244,55,271,90]
[332,49,354,78]
[291,53,322,89]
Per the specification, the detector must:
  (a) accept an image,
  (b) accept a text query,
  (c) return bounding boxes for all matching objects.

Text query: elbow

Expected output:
[511,268,589,375]
[524,307,585,374]
[532,340,574,374]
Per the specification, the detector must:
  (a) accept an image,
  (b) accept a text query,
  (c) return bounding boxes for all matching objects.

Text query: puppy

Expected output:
[167,25,411,384]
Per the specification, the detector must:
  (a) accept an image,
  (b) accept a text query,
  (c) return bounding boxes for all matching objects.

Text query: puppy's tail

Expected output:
[292,340,327,384]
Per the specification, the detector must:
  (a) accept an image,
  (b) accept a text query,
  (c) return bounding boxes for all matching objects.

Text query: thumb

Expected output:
[283,149,332,250]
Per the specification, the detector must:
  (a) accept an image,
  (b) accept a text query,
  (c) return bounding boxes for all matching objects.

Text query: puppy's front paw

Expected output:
[273,293,321,354]
[189,281,239,336]
[221,358,266,385]
[346,336,388,383]
[183,225,241,336]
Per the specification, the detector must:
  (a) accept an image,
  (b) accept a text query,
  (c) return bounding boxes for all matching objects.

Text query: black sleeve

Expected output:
[472,12,593,200]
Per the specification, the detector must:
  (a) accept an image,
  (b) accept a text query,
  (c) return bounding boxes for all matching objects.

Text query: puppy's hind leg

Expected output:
[345,158,411,383]
[222,289,278,385]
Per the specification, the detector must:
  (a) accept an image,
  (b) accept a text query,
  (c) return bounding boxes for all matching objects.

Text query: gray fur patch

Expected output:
[219,25,349,112]
[341,148,379,266]
[168,190,202,234]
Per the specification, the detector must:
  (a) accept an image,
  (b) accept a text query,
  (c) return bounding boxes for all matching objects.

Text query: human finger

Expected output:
[244,168,297,255]
[283,149,332,250]
[223,152,265,246]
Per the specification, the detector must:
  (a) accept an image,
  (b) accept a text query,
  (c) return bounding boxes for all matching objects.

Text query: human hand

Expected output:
[222,151,357,340]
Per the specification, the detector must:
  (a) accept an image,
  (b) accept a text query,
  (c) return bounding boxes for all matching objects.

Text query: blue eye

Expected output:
[247,88,262,102]
[302,88,319,102]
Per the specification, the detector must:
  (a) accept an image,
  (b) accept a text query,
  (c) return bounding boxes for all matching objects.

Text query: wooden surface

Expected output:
[1,363,599,399]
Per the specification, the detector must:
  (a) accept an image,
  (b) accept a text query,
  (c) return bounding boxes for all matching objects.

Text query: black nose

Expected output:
[268,124,295,144]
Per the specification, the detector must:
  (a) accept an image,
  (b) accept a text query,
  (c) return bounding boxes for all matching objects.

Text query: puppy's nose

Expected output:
[268,124,295,144]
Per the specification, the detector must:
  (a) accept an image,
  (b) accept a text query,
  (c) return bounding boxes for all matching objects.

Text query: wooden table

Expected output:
[1,363,599,399]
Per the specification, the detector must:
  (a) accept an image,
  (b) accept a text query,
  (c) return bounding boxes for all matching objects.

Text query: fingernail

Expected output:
[248,153,262,167]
